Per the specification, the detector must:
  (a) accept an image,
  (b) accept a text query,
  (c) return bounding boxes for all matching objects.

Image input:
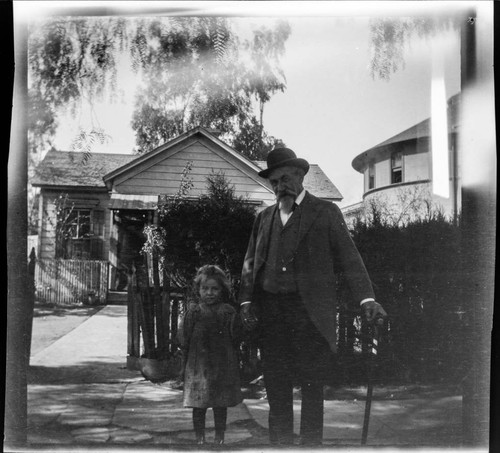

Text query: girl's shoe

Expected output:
[195,430,205,445]
[214,430,225,445]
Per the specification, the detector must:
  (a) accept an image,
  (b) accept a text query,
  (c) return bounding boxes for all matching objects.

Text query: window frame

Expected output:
[57,208,105,260]
[368,163,376,190]
[391,151,403,184]
[64,208,104,239]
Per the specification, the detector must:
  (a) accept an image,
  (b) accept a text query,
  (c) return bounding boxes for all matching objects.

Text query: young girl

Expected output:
[179,265,242,445]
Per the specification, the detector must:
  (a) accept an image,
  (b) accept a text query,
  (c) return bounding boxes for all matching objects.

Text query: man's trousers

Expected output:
[258,292,335,445]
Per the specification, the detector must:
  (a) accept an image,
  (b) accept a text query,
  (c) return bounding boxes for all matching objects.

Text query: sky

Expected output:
[24,1,464,207]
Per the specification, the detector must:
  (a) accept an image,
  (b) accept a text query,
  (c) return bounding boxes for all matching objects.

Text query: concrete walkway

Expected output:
[26,305,465,451]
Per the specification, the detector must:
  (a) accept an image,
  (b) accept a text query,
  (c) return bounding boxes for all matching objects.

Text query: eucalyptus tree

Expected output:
[129,17,290,157]
[28,16,128,231]
[28,16,290,161]
[28,17,128,159]
[368,16,459,80]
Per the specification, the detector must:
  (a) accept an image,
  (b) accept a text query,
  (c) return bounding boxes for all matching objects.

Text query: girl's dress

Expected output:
[180,302,243,408]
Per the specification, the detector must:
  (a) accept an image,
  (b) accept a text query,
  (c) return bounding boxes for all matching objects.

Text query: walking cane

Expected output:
[361,316,384,445]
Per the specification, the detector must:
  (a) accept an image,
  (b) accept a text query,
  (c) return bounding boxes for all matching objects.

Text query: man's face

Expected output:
[268,165,304,202]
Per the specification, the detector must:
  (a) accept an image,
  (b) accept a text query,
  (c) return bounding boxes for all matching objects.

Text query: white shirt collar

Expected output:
[294,189,306,206]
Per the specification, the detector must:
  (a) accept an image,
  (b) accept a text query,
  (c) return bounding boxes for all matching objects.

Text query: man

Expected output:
[239,147,387,445]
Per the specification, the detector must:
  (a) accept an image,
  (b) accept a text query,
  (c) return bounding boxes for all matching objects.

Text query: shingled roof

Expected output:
[369,93,460,150]
[31,150,136,188]
[33,150,343,200]
[253,161,343,200]
[352,93,461,172]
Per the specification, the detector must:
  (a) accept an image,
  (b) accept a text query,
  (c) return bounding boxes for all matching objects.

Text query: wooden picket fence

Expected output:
[126,252,185,372]
[35,258,108,306]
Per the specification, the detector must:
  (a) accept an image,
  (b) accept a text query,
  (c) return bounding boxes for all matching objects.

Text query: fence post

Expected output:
[151,252,165,353]
[132,272,141,359]
[127,266,135,357]
[171,296,179,354]
[161,267,171,354]
[138,256,156,357]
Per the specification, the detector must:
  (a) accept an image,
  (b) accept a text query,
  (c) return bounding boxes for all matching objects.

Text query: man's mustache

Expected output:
[276,190,297,200]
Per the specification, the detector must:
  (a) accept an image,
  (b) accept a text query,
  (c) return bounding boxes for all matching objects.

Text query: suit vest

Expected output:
[260,206,301,294]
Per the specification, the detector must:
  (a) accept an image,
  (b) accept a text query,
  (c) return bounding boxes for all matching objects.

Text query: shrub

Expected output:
[146,170,256,297]
[342,209,464,385]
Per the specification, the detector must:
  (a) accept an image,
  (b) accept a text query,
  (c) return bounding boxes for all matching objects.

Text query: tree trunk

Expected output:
[6,10,30,447]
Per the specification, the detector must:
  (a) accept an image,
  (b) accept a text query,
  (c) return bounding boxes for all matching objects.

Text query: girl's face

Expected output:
[199,277,223,305]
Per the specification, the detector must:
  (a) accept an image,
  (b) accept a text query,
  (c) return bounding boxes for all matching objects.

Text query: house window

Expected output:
[368,163,375,190]
[66,209,92,238]
[56,209,105,259]
[391,152,403,184]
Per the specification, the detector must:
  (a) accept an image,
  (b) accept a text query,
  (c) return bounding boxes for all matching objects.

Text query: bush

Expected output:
[341,210,465,385]
[148,170,257,297]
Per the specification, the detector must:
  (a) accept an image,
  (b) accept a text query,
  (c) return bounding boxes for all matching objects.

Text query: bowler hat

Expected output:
[258,147,310,178]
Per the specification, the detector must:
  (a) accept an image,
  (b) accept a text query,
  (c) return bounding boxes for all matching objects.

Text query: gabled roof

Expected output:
[32,127,342,200]
[253,161,343,200]
[102,126,263,187]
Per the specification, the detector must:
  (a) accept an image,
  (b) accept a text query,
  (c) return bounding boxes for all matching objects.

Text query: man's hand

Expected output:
[240,303,259,330]
[363,300,387,325]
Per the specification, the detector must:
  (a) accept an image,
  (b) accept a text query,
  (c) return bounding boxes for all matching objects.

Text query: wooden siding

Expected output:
[35,259,108,305]
[114,140,275,205]
[39,191,56,259]
[39,189,111,260]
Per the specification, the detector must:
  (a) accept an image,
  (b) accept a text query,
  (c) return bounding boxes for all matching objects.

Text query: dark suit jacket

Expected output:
[238,191,375,353]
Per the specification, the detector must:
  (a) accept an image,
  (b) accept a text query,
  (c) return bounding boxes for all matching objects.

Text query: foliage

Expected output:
[71,128,112,165]
[28,17,127,105]
[144,169,256,293]
[44,193,75,259]
[129,17,290,157]
[28,17,127,156]
[28,16,289,161]
[362,184,449,227]
[369,16,459,80]
[340,201,464,386]
[28,88,57,156]
[243,20,291,126]
[231,116,285,160]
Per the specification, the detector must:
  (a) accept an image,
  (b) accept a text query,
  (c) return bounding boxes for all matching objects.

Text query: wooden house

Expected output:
[32,127,342,301]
